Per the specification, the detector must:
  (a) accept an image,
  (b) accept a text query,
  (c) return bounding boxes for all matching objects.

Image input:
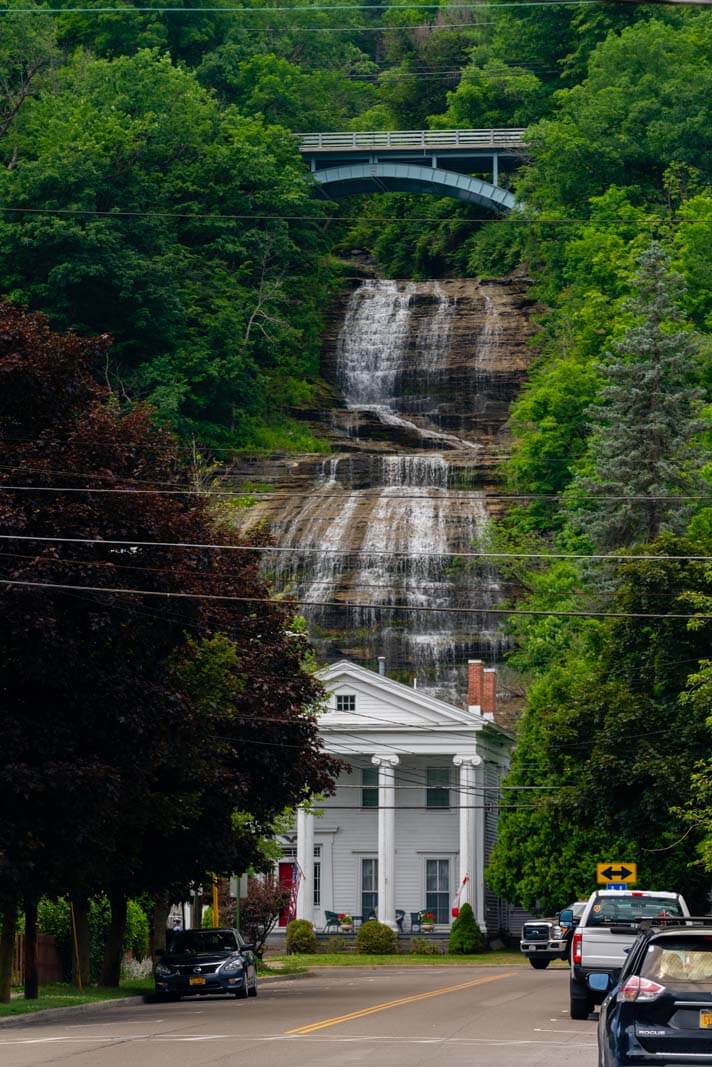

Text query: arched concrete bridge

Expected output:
[297,128,525,212]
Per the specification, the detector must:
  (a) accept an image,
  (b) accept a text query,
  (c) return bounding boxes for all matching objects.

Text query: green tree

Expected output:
[0,48,334,447]
[448,903,485,954]
[0,0,59,143]
[571,243,705,549]
[487,539,712,913]
[520,18,712,212]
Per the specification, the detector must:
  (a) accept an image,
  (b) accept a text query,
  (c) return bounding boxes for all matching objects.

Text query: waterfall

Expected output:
[336,280,479,452]
[258,278,512,700]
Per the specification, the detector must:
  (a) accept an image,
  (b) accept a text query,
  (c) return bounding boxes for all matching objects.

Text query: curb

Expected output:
[0,973,311,1027]
[0,995,146,1029]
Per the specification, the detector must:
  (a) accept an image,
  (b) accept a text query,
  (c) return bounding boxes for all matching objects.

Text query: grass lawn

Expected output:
[268,950,566,968]
[257,958,309,976]
[1,980,153,1018]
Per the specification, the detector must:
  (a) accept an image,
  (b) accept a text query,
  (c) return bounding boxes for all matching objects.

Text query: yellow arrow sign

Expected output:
[597,862,637,885]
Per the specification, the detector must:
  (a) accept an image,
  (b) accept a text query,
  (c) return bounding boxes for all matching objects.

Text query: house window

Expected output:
[426,767,450,808]
[336,694,356,712]
[313,861,321,907]
[425,859,450,924]
[362,767,378,808]
[361,858,378,919]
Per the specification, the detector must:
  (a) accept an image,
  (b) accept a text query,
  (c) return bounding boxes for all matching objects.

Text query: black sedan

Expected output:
[154,928,258,1000]
[598,921,712,1065]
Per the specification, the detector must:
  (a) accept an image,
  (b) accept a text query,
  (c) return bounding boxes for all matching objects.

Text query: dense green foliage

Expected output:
[356,919,397,955]
[286,918,318,954]
[38,898,150,980]
[448,903,485,954]
[1,0,710,916]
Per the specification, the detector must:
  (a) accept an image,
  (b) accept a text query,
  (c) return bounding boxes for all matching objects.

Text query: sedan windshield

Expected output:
[167,930,239,954]
[588,896,683,925]
[642,938,712,988]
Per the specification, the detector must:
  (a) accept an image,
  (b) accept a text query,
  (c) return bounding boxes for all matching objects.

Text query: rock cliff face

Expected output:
[231,274,533,704]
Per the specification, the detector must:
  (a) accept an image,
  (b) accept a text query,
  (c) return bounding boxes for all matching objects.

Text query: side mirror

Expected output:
[558,909,574,926]
[587,973,611,993]
[242,942,255,952]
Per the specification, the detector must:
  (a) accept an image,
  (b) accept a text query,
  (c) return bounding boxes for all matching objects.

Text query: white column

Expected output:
[474,760,486,930]
[372,754,399,929]
[296,806,314,923]
[453,755,482,913]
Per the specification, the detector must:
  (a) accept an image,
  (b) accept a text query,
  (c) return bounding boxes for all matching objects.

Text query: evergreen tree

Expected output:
[448,902,485,954]
[573,242,705,550]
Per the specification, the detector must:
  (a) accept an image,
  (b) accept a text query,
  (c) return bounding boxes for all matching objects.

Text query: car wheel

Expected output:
[248,978,257,998]
[570,996,592,1020]
[529,958,550,970]
[234,984,249,1000]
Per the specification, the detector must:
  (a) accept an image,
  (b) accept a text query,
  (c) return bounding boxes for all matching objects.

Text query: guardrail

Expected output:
[297,129,526,151]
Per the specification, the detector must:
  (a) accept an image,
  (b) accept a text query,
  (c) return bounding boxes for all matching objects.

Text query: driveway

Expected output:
[0,966,598,1066]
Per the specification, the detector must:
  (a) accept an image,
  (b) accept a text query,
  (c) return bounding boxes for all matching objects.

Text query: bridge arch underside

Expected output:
[313,162,519,212]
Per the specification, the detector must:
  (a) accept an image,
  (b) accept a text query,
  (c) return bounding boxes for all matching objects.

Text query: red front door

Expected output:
[278,862,295,927]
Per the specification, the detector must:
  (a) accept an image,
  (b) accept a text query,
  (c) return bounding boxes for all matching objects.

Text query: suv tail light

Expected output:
[618,976,666,1003]
[572,932,583,965]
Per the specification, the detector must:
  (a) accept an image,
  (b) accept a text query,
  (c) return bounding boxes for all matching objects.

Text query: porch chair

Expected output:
[323,910,340,933]
[395,909,405,933]
[410,912,422,933]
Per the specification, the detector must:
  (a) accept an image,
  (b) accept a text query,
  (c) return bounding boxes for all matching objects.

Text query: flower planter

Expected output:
[340,924,353,934]
[421,923,434,933]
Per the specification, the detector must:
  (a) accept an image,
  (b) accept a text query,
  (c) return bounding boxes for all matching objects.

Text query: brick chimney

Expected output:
[482,667,497,721]
[467,659,484,712]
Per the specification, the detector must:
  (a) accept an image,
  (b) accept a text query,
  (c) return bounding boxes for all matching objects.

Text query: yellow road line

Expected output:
[285,971,516,1035]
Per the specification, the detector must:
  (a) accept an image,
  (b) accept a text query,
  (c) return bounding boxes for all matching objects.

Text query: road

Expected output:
[0,966,598,1066]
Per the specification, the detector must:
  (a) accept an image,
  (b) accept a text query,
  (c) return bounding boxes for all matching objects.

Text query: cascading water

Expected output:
[256,278,516,700]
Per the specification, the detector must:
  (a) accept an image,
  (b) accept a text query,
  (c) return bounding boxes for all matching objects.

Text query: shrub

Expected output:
[410,937,442,956]
[448,903,486,955]
[286,919,318,954]
[38,896,150,981]
[239,877,291,958]
[356,920,397,955]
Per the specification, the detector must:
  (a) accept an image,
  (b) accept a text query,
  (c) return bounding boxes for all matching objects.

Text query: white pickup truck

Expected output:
[569,889,690,1019]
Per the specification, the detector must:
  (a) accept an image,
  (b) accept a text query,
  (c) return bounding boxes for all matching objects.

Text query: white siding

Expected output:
[315,757,460,926]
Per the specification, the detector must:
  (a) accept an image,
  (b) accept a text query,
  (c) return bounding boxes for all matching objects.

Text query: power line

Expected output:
[2,483,709,503]
[1,206,664,227]
[0,2,606,15]
[0,550,695,601]
[2,532,710,564]
[2,578,710,618]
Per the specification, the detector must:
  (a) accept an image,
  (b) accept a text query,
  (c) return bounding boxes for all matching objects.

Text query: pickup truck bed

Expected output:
[570,890,689,1019]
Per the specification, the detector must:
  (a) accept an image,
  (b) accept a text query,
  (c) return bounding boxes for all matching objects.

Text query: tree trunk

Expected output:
[99,891,127,988]
[151,895,170,957]
[0,896,18,1003]
[24,898,38,1000]
[70,893,90,988]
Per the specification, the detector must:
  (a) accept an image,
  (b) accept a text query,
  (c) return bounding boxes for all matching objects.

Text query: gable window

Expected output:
[426,767,450,808]
[425,858,450,924]
[362,767,378,808]
[336,694,356,712]
[361,858,378,919]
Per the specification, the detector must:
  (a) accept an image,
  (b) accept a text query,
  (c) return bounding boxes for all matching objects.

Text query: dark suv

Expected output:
[597,918,712,1065]
[154,928,258,1001]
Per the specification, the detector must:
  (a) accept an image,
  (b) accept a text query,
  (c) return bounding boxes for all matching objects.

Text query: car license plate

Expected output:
[189,977,206,986]
[700,1010,712,1029]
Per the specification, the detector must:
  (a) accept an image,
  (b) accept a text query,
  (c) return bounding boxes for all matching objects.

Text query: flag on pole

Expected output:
[452,874,469,918]
[288,862,303,922]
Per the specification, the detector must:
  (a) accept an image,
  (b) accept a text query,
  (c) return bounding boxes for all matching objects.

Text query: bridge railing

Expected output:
[297,129,526,151]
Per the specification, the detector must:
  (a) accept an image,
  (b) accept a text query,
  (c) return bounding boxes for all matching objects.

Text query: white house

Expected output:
[275,658,516,936]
